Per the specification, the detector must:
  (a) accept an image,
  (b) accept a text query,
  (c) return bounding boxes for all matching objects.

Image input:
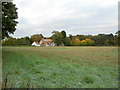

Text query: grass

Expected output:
[2,46,118,88]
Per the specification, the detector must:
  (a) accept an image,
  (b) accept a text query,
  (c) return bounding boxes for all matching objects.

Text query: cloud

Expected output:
[12,0,119,38]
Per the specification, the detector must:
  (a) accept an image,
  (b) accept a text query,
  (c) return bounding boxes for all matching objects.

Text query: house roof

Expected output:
[41,39,53,44]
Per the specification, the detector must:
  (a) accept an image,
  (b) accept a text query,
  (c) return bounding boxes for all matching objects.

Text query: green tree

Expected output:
[24,37,32,45]
[61,31,66,39]
[2,36,16,46]
[61,30,67,44]
[18,37,31,45]
[2,36,32,46]
[69,34,73,40]
[116,30,120,46]
[31,34,43,42]
[2,2,18,39]
[52,31,63,46]
[64,37,72,46]
[104,39,109,46]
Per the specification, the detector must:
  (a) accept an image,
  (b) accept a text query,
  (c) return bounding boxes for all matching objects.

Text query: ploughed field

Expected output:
[2,46,118,88]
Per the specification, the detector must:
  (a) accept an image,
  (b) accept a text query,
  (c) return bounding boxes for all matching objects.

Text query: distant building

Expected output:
[31,42,40,46]
[39,39,55,46]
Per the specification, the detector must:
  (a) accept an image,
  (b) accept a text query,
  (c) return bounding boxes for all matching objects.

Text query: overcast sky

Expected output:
[12,0,119,38]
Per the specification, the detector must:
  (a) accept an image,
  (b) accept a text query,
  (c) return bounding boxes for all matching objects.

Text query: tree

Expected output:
[61,30,67,44]
[72,38,80,46]
[69,34,73,40]
[80,40,87,46]
[61,31,66,39]
[2,36,32,46]
[24,37,32,45]
[116,30,120,46]
[18,37,31,45]
[64,37,72,46]
[52,31,63,46]
[80,38,95,46]
[2,2,18,39]
[85,38,95,46]
[2,36,17,46]
[31,34,43,42]
[104,39,109,46]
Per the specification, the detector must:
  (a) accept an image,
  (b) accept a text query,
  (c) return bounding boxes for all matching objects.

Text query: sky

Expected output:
[12,0,119,38]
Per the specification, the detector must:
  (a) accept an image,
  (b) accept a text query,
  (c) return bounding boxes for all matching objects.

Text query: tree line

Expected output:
[51,30,119,46]
[2,30,120,46]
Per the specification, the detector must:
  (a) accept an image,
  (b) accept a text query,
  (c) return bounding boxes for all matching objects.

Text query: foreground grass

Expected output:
[2,46,118,88]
